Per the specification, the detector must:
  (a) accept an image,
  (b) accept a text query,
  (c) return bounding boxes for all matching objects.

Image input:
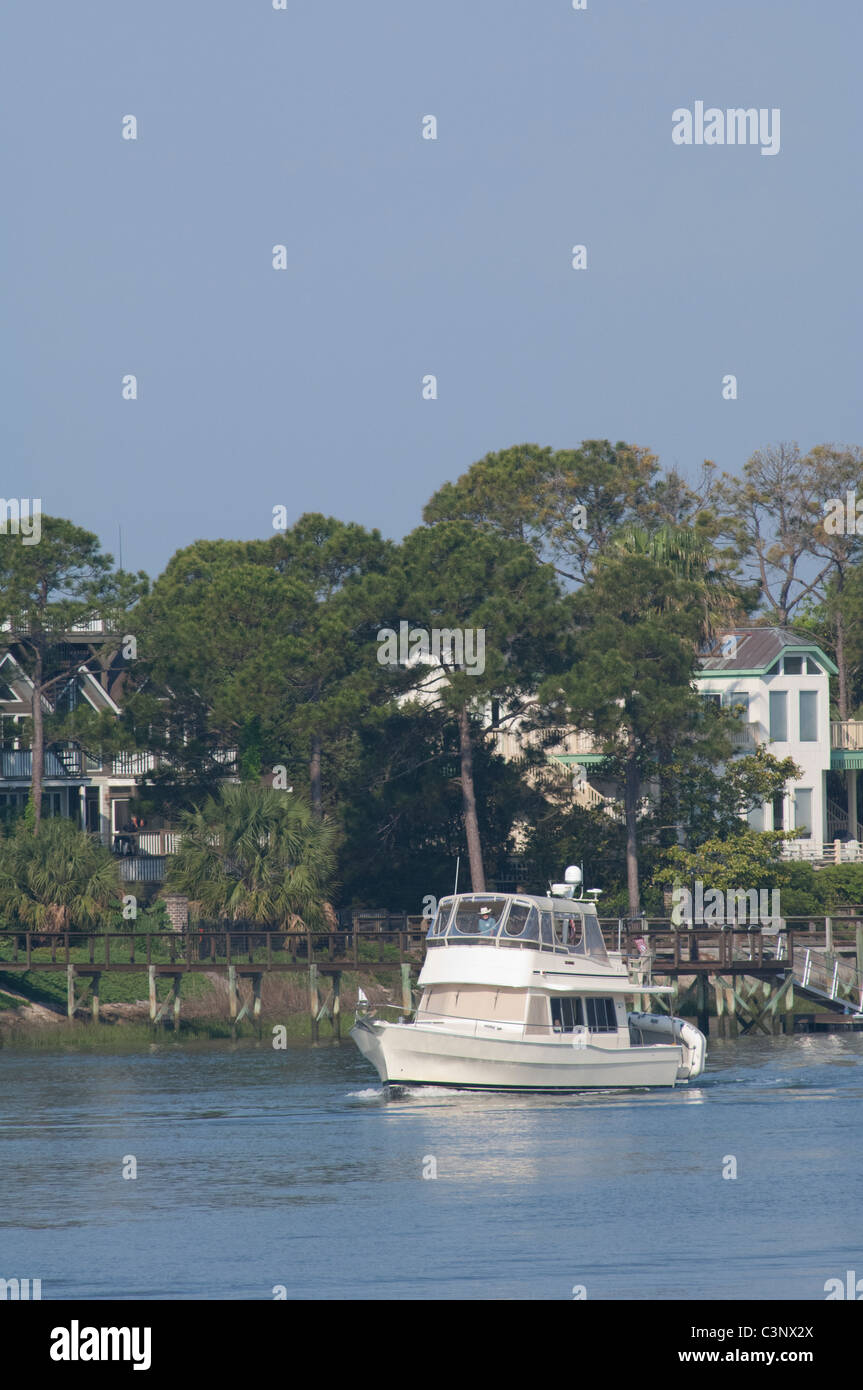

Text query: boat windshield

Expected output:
[426,898,455,941]
[498,901,540,947]
[448,896,511,942]
[425,893,607,958]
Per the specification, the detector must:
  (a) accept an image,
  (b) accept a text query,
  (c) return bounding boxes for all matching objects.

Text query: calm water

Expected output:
[2,1033,862,1300]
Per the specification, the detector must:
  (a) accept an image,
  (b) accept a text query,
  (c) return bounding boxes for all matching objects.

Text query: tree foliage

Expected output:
[165,783,337,929]
[0,817,121,930]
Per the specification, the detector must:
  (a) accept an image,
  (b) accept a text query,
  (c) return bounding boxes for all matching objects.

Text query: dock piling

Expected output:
[401,963,412,1016]
[228,965,238,1023]
[309,963,320,1042]
[253,972,262,1038]
[332,971,341,1040]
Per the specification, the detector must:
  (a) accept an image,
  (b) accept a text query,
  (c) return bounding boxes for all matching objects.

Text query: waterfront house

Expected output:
[492,627,862,866]
[0,617,236,881]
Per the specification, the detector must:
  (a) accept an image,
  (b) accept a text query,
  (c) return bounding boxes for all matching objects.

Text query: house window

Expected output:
[806,658,821,674]
[783,655,803,675]
[769,691,788,742]
[723,691,749,718]
[799,691,818,742]
[585,997,618,1033]
[795,789,812,839]
[701,693,721,709]
[490,699,500,728]
[551,996,584,1033]
[772,793,785,832]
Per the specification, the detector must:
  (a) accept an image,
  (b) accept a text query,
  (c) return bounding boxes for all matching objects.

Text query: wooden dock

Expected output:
[1,916,861,1038]
[0,928,425,1039]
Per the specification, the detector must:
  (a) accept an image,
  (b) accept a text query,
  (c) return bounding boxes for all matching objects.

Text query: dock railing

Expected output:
[0,927,428,973]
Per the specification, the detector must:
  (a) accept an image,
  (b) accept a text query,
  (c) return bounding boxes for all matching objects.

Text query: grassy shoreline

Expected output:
[0,965,406,1050]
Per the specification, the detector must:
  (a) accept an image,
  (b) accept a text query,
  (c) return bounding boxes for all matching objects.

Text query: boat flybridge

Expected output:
[351,868,706,1091]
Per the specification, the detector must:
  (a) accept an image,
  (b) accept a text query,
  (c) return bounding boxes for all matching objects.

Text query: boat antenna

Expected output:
[453,855,460,895]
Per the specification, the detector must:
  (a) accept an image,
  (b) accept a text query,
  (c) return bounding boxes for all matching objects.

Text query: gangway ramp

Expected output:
[791,946,863,1015]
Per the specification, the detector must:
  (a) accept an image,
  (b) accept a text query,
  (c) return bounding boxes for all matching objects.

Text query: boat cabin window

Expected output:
[551,997,584,1032]
[553,910,583,950]
[426,898,454,940]
[449,897,510,939]
[585,997,617,1033]
[550,907,609,961]
[540,911,554,946]
[551,996,618,1033]
[500,903,540,945]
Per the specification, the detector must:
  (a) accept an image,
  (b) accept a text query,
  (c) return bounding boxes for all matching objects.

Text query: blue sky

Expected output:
[4,0,861,578]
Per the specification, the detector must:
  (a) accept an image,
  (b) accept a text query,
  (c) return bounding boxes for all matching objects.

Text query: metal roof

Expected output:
[698,627,838,676]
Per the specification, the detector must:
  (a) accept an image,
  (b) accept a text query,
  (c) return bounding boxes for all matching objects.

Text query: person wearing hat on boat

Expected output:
[477,906,498,935]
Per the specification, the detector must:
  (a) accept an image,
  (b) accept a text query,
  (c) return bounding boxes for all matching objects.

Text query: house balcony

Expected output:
[729,721,761,750]
[111,752,160,777]
[493,726,607,763]
[0,749,85,779]
[1,615,115,640]
[782,838,863,865]
[135,830,181,856]
[830,721,863,770]
[0,747,238,781]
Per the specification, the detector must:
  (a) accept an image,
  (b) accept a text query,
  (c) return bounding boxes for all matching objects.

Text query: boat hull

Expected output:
[351,1018,688,1090]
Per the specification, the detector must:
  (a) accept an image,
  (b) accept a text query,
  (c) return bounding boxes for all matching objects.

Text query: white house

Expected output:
[492,627,862,864]
[694,627,855,856]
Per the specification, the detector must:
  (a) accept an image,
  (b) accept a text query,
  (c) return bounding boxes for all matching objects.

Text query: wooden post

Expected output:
[228,965,238,1023]
[148,965,157,1026]
[91,972,101,1024]
[67,964,76,1021]
[252,973,263,1038]
[172,974,182,1030]
[784,977,795,1034]
[726,984,738,1037]
[695,973,709,1036]
[856,923,863,979]
[309,963,320,1042]
[825,916,833,954]
[713,979,725,1039]
[332,971,341,1040]
[401,963,412,1016]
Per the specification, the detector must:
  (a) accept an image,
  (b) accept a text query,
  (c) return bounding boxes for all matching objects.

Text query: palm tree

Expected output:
[166,783,336,929]
[0,817,121,931]
[610,523,744,644]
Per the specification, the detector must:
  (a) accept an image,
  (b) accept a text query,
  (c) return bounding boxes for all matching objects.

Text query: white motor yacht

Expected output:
[351,868,706,1091]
